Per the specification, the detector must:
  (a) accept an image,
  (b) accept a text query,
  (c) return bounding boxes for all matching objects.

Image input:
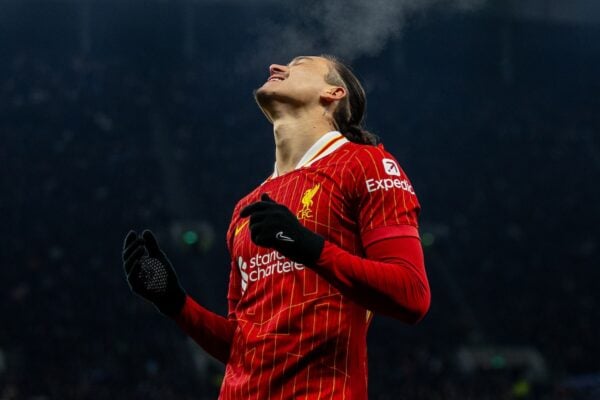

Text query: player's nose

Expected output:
[269,63,287,77]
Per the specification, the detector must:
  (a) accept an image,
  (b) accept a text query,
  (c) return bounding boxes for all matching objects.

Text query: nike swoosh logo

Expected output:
[234,220,249,236]
[275,231,294,242]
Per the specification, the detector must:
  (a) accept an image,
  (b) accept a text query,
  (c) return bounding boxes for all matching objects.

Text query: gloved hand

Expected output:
[122,229,186,316]
[240,193,325,266]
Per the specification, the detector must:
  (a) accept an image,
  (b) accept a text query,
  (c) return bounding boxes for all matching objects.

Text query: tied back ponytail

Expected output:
[342,124,379,146]
[322,54,379,146]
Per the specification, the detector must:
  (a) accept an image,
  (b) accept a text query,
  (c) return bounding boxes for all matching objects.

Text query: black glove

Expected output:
[122,229,186,317]
[240,193,325,266]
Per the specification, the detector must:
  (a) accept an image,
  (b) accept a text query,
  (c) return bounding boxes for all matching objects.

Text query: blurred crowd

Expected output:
[1,15,599,400]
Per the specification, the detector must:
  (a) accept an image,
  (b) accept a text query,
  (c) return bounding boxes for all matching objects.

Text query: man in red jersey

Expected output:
[122,55,430,399]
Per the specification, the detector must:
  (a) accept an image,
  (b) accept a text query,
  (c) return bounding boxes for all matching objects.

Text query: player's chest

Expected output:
[229,168,360,306]
[232,169,348,252]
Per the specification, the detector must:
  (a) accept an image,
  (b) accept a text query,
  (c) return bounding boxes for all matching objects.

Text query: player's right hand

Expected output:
[122,229,186,317]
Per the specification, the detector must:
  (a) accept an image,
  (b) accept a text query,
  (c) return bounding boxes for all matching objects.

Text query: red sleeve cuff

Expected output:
[361,225,420,248]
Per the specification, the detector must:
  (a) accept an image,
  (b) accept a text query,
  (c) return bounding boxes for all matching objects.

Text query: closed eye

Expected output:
[288,56,312,67]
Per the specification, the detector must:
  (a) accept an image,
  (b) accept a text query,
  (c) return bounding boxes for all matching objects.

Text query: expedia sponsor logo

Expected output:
[237,251,304,293]
[382,158,401,176]
[366,178,415,195]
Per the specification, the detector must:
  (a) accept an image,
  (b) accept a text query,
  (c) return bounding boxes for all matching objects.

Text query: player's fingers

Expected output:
[249,216,272,232]
[250,221,262,243]
[253,233,273,248]
[240,200,273,218]
[260,193,277,203]
[123,230,138,250]
[124,246,146,275]
[248,210,270,226]
[126,255,145,286]
[123,237,144,261]
[141,230,161,257]
[249,221,274,244]
[250,229,262,246]
[125,244,145,267]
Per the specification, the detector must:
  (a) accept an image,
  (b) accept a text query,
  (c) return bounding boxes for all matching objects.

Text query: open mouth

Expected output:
[267,76,285,82]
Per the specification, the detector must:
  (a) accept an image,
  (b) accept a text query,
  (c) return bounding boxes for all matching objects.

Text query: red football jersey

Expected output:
[220,131,421,399]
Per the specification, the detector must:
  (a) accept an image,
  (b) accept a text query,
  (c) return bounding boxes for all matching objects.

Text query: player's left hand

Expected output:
[240,193,324,266]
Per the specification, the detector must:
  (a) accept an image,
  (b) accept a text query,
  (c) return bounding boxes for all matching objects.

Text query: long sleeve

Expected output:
[310,234,430,324]
[172,295,237,364]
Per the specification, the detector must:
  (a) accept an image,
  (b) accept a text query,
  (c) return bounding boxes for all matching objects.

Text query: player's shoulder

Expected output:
[342,141,403,171]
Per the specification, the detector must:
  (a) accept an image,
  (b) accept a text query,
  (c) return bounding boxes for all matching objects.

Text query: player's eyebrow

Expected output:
[288,56,313,66]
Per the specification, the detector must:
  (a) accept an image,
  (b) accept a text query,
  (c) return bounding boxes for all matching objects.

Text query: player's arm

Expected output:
[172,256,242,364]
[122,230,236,364]
[309,234,429,323]
[172,294,236,364]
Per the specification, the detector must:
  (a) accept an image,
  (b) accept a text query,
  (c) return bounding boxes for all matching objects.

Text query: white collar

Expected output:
[271,131,349,178]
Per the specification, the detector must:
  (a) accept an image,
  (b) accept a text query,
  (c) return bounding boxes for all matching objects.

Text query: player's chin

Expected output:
[254,86,279,105]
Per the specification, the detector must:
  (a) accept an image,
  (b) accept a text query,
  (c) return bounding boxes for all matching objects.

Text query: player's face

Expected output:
[254,56,334,108]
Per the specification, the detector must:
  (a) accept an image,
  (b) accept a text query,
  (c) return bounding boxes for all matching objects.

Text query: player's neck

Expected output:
[273,116,336,176]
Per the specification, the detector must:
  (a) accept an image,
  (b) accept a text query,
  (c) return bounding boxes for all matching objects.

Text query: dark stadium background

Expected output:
[1,0,599,399]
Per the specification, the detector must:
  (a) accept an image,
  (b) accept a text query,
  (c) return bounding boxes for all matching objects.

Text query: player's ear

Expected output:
[320,86,346,104]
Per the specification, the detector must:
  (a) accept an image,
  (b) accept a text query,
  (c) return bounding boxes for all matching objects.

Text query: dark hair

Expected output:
[321,54,379,146]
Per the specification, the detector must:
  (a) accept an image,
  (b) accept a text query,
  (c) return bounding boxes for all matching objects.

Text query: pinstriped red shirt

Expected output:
[218,131,421,399]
